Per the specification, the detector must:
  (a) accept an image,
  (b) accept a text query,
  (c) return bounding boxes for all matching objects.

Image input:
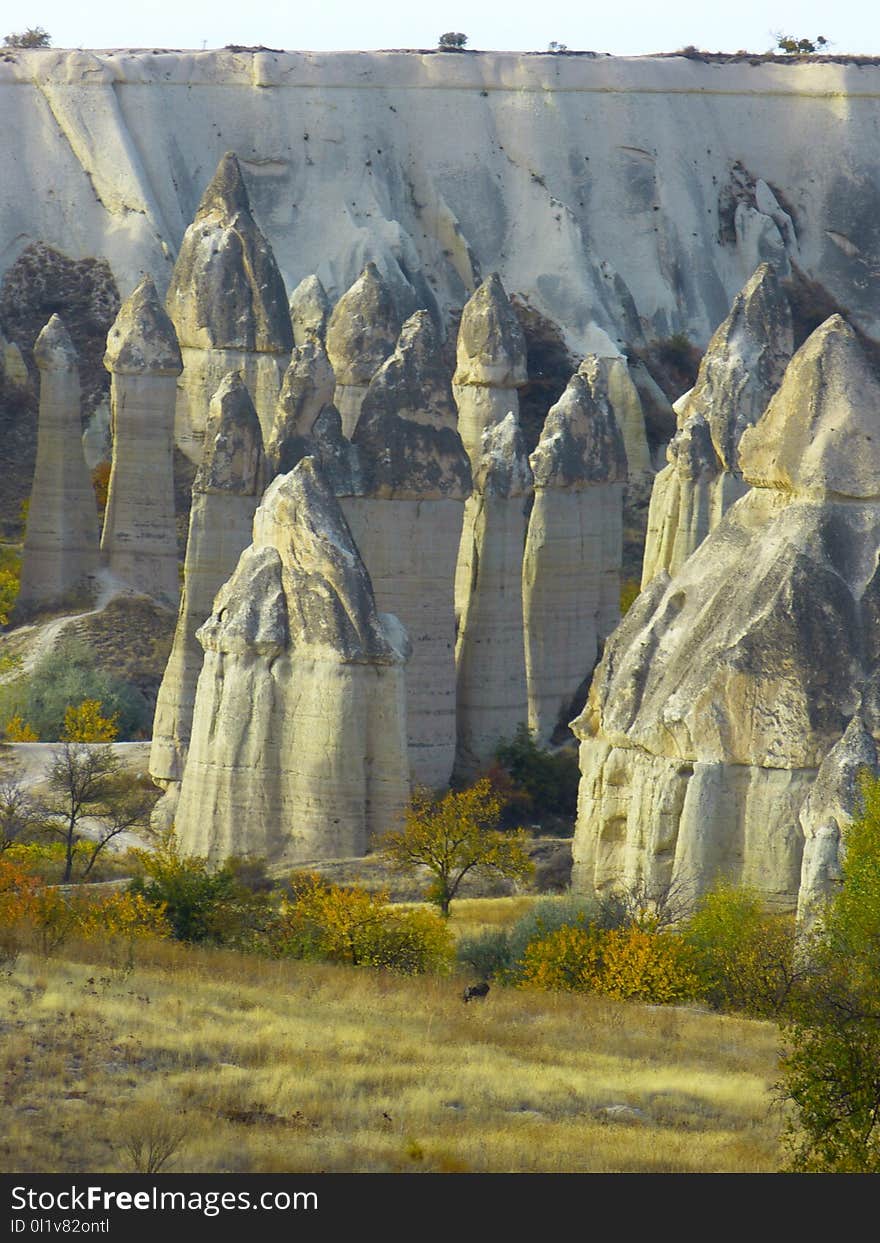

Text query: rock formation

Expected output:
[149,371,266,823]
[325,263,401,437]
[289,274,331,347]
[17,316,99,611]
[641,263,794,586]
[572,315,880,913]
[100,275,182,606]
[522,366,627,744]
[165,151,293,458]
[452,273,528,472]
[455,413,532,777]
[579,355,651,485]
[174,456,411,865]
[264,337,336,477]
[342,310,471,788]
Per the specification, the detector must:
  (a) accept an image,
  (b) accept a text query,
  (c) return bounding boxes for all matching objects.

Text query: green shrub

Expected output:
[682,881,801,1017]
[128,833,274,946]
[0,638,150,741]
[495,724,580,820]
[506,894,604,978]
[456,928,512,980]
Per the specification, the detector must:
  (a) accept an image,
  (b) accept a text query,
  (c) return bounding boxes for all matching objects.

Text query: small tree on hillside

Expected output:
[438,32,468,50]
[382,779,533,917]
[0,778,38,851]
[38,741,158,883]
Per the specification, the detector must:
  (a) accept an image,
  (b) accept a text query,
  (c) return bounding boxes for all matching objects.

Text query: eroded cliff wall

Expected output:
[2,50,878,354]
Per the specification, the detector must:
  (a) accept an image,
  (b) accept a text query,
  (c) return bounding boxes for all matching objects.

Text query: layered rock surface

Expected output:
[165,151,293,458]
[455,413,532,777]
[289,274,330,347]
[174,457,410,865]
[641,263,794,586]
[100,275,181,606]
[573,315,880,912]
[523,366,627,743]
[343,310,471,787]
[149,371,266,818]
[325,263,401,437]
[18,316,99,611]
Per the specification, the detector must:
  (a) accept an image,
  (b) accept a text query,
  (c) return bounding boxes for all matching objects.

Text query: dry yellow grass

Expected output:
[0,928,789,1174]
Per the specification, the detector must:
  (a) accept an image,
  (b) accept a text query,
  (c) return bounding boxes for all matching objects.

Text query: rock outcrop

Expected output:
[165,151,293,458]
[580,355,651,484]
[572,315,880,913]
[174,457,410,865]
[325,263,401,437]
[149,371,266,822]
[289,274,331,347]
[17,316,100,611]
[522,366,627,743]
[100,275,182,606]
[455,413,532,777]
[641,263,794,586]
[342,310,471,787]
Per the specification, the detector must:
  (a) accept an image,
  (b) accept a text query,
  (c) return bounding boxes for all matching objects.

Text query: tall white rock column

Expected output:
[149,371,265,820]
[523,367,628,744]
[100,276,182,607]
[18,315,99,611]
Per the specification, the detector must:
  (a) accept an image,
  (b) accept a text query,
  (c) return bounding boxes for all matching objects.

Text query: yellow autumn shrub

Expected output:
[5,713,38,742]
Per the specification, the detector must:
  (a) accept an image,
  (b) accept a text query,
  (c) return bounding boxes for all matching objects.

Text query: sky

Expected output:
[5,0,880,58]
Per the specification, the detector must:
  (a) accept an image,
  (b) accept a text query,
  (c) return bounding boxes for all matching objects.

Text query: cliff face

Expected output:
[2,50,879,354]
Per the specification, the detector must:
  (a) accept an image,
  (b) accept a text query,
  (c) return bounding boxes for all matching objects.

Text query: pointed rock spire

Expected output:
[289,274,331,347]
[104,276,182,376]
[354,310,471,498]
[166,151,293,354]
[529,369,628,489]
[453,272,528,388]
[265,339,336,475]
[740,315,880,498]
[33,314,78,372]
[325,262,401,388]
[195,372,265,495]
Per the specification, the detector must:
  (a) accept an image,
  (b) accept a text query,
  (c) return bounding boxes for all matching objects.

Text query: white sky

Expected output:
[4,0,880,58]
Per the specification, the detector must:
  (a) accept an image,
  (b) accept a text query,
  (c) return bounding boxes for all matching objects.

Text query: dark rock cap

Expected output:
[290,274,331,346]
[529,368,628,489]
[104,276,183,376]
[195,371,266,496]
[166,151,293,353]
[474,412,533,498]
[354,311,471,499]
[325,262,401,387]
[34,314,78,373]
[453,272,528,388]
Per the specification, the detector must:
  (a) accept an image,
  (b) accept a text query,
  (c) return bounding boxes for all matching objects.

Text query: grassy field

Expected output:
[0,897,790,1175]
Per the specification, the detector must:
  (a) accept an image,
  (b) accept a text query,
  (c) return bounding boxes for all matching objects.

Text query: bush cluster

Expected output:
[1,639,150,741]
[494,724,580,824]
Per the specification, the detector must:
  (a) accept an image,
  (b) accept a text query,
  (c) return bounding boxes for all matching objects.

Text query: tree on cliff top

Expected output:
[438,32,468,50]
[3,27,51,47]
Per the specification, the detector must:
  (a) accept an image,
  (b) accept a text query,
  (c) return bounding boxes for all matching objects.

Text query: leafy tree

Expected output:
[682,881,803,1017]
[3,26,50,48]
[438,32,467,50]
[4,713,38,742]
[773,32,828,55]
[62,699,119,743]
[38,741,158,883]
[777,771,880,1171]
[0,546,19,625]
[382,779,533,917]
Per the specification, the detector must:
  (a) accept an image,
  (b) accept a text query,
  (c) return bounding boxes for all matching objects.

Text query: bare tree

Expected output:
[0,778,39,850]
[38,742,158,883]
